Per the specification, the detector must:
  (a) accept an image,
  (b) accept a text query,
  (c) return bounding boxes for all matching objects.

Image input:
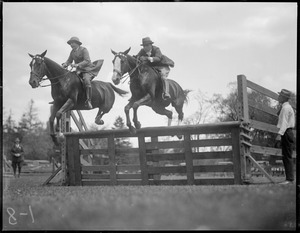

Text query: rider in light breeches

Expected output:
[136,37,174,100]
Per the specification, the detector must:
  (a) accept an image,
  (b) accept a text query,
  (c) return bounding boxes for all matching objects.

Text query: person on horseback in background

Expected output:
[62,37,95,109]
[136,37,175,100]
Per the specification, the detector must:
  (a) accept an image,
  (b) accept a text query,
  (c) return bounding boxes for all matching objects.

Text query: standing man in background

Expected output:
[10,137,24,178]
[275,89,295,185]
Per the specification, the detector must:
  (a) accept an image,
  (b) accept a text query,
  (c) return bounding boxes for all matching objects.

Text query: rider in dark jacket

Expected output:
[62,37,95,109]
[136,37,174,100]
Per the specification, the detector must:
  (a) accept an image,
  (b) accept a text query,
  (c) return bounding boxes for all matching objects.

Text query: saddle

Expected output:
[73,59,104,87]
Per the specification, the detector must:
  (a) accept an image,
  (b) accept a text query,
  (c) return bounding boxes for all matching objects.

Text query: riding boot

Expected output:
[85,86,93,109]
[162,78,171,100]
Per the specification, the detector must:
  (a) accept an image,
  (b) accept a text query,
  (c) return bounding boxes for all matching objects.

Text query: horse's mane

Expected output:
[44,57,66,73]
[126,54,159,75]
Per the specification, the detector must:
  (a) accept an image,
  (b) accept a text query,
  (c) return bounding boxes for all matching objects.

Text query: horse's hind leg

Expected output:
[95,109,109,125]
[172,100,184,125]
[152,105,173,122]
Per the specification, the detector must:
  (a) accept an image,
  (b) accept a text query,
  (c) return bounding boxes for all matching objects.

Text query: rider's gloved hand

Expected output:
[71,64,79,68]
[147,57,154,62]
[140,56,147,61]
[62,63,68,68]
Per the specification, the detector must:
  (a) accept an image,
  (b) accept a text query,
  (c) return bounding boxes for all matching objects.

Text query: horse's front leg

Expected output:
[132,94,152,129]
[49,104,60,145]
[55,99,75,132]
[124,101,135,134]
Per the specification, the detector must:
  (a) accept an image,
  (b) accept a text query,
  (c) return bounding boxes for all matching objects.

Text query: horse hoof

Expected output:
[134,122,141,129]
[129,126,137,134]
[95,119,104,125]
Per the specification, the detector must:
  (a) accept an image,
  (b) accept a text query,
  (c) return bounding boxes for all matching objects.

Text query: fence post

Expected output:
[184,132,194,185]
[138,133,149,185]
[150,136,161,181]
[67,135,81,186]
[237,75,252,182]
[231,125,242,184]
[108,134,117,185]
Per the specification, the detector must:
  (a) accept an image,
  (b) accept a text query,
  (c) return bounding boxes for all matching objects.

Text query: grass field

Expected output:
[2,173,297,231]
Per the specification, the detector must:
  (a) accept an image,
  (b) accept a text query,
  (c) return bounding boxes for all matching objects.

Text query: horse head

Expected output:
[28,50,48,88]
[111,47,133,85]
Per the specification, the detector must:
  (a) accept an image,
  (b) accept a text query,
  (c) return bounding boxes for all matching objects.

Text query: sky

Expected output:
[2,2,297,131]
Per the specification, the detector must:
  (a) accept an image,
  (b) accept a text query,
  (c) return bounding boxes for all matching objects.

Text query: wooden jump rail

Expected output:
[64,121,246,186]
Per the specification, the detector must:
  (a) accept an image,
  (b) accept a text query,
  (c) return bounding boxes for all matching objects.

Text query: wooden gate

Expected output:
[237,74,296,182]
[64,121,246,186]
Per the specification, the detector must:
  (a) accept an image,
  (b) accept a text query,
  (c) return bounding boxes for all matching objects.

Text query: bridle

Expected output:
[30,56,71,87]
[113,53,142,83]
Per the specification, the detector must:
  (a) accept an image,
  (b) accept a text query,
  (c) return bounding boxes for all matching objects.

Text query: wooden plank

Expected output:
[251,145,296,158]
[76,110,89,131]
[80,149,108,155]
[138,133,149,185]
[237,74,249,121]
[147,153,185,161]
[108,135,117,185]
[240,132,252,140]
[193,165,233,173]
[246,79,279,100]
[149,178,235,186]
[82,165,111,172]
[246,154,275,183]
[148,166,187,174]
[145,140,184,150]
[231,127,242,184]
[116,174,142,180]
[190,138,232,147]
[115,148,139,154]
[149,179,188,185]
[241,140,252,147]
[249,120,279,134]
[70,111,84,131]
[82,174,110,180]
[82,173,142,180]
[184,133,194,185]
[116,164,141,172]
[248,99,278,117]
[192,151,233,160]
[194,178,234,185]
[42,167,61,185]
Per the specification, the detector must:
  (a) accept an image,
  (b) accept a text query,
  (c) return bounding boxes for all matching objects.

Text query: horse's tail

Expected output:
[109,83,129,97]
[183,89,192,104]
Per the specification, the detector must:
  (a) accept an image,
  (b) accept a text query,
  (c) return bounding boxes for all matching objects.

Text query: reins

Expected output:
[117,55,142,84]
[35,60,73,87]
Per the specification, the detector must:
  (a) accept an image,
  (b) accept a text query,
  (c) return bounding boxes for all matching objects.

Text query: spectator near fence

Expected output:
[275,89,295,185]
[10,137,24,178]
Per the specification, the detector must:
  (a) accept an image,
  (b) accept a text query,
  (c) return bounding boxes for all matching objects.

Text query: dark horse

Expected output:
[28,50,128,145]
[111,48,190,134]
